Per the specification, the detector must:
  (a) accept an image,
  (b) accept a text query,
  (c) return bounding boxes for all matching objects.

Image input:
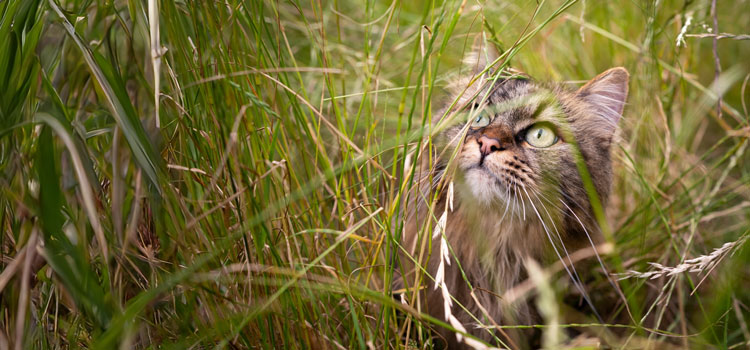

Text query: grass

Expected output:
[1,0,749,348]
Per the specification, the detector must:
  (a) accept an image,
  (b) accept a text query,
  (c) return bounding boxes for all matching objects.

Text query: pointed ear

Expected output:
[464,38,501,76]
[577,67,629,126]
[450,38,501,107]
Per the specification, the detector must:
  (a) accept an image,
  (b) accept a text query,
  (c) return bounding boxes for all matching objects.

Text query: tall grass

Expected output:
[0,0,749,348]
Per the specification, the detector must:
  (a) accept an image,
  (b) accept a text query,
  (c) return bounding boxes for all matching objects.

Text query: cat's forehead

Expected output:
[480,78,556,125]
[486,78,535,104]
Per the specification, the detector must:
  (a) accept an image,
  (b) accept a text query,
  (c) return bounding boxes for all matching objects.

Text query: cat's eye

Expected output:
[524,124,558,148]
[470,113,491,128]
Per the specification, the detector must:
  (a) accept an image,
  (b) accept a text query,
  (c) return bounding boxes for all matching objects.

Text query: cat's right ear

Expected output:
[449,39,501,108]
[576,67,629,129]
[464,40,501,77]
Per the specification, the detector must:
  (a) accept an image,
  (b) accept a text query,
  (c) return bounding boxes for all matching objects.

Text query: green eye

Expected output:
[524,124,558,148]
[470,113,491,128]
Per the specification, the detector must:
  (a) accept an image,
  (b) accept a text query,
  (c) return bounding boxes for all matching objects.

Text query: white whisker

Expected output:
[529,189,601,321]
[517,180,526,221]
[557,198,635,321]
[499,183,512,223]
[521,186,602,322]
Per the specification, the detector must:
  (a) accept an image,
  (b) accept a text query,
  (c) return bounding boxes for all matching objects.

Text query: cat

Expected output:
[394,46,628,349]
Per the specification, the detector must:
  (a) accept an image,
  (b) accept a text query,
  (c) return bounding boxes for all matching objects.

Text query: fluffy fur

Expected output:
[395,50,629,349]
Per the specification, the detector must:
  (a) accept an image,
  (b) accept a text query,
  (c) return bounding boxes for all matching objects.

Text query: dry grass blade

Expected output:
[36,113,109,261]
[615,235,749,282]
[0,246,28,294]
[148,0,162,129]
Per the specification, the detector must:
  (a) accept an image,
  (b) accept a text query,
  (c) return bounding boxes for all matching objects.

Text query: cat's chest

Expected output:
[446,210,547,292]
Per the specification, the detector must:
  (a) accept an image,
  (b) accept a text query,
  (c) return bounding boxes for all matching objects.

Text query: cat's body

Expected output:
[395,49,628,349]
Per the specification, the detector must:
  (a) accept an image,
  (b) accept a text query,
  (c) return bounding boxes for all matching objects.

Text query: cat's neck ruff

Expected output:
[445,189,549,294]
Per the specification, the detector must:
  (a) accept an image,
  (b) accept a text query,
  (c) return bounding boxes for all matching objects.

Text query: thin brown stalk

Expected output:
[14,230,37,350]
[123,170,143,255]
[711,0,722,119]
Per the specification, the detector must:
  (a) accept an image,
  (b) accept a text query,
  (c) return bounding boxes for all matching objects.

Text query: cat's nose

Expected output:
[477,136,504,155]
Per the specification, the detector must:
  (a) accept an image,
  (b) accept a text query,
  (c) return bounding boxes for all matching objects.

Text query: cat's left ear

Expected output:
[576,67,629,127]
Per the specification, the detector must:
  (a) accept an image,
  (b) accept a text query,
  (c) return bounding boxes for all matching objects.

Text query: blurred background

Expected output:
[1,0,749,348]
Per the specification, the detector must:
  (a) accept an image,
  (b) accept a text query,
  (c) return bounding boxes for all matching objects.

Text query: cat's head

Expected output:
[436,54,628,217]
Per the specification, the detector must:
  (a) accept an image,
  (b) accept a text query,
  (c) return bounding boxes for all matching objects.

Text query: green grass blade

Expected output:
[47,0,164,193]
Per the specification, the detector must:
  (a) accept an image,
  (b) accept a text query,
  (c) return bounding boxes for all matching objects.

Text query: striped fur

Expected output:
[396,62,628,348]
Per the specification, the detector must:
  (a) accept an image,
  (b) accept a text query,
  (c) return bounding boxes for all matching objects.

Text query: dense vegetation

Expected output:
[0,0,749,348]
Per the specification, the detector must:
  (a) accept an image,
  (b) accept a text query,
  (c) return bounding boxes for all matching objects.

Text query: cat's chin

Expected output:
[459,167,512,207]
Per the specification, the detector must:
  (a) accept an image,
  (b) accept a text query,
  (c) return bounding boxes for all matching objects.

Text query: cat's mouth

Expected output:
[457,147,537,205]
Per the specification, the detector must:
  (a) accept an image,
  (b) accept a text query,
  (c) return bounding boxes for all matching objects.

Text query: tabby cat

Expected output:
[396,47,628,349]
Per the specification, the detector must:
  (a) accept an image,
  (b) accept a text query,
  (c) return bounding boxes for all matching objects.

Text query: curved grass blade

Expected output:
[36,125,115,331]
[47,0,165,193]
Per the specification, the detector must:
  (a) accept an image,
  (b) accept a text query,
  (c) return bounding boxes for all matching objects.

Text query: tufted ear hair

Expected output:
[447,38,502,109]
[577,67,629,129]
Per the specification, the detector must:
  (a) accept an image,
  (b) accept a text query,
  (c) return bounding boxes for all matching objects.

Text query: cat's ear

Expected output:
[577,67,629,127]
[464,38,501,76]
[448,38,501,108]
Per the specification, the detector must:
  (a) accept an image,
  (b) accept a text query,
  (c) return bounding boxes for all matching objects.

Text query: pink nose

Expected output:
[478,136,503,156]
